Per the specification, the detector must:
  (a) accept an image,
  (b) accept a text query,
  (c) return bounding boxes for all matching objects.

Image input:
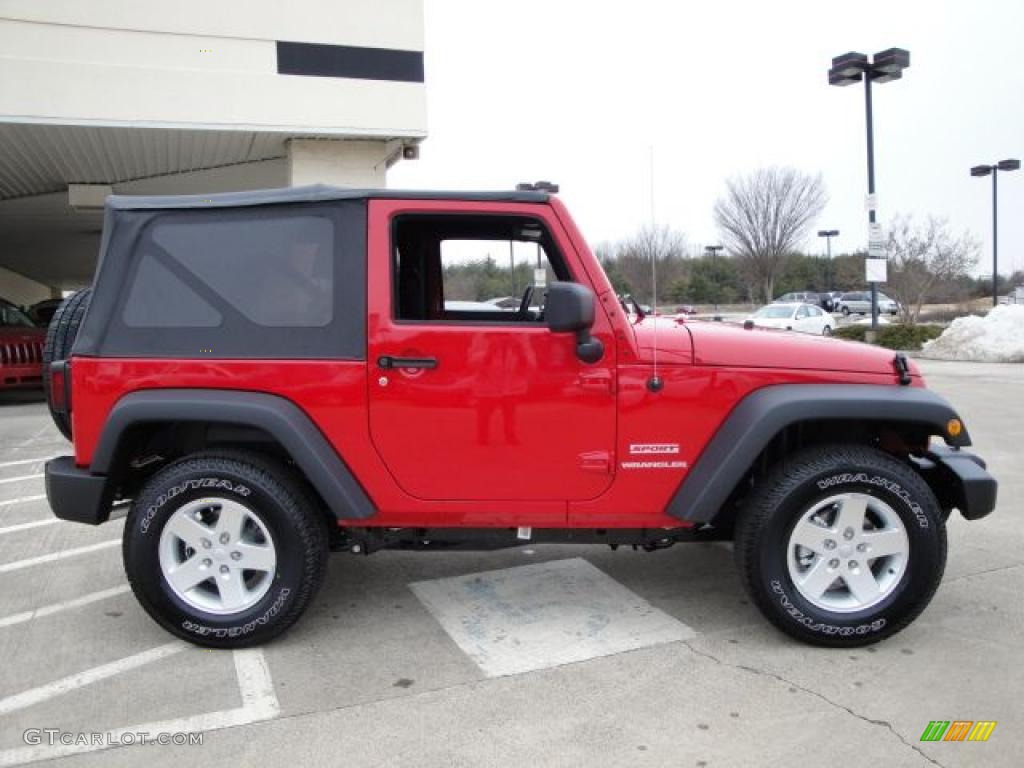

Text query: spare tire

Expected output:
[43,289,92,440]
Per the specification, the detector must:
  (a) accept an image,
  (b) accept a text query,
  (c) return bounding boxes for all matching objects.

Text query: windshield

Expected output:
[754,305,794,319]
[0,303,35,328]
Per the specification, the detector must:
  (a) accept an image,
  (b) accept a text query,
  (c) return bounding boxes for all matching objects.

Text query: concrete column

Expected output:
[287,139,396,188]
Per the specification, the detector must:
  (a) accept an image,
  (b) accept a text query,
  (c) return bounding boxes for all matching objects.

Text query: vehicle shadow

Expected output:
[0,389,46,406]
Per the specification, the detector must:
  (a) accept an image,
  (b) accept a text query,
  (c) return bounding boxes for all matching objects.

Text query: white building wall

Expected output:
[0,0,426,137]
[288,140,393,187]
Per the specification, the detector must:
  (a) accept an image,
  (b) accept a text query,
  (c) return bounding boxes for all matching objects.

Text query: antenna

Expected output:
[647,145,663,392]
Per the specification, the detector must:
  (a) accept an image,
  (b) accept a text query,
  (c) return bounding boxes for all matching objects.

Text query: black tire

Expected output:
[822,326,832,336]
[123,451,329,648]
[735,444,946,647]
[42,288,92,439]
[841,306,850,316]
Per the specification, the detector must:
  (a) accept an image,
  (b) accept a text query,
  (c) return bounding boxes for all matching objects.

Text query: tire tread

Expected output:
[124,450,329,648]
[734,443,947,647]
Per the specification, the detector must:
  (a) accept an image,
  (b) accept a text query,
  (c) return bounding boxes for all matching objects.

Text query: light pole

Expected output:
[705,245,724,313]
[971,159,1020,306]
[829,48,910,330]
[818,229,839,293]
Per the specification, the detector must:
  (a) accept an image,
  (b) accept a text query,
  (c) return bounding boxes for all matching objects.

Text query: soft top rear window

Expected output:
[75,201,366,360]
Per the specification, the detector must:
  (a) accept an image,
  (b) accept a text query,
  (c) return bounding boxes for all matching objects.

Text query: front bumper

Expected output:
[916,446,998,521]
[0,363,43,389]
[45,456,111,525]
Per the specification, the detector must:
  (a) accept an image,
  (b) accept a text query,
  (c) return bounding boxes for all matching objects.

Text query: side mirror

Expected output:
[545,283,604,364]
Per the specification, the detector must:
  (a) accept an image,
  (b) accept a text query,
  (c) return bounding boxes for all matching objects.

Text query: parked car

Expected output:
[746,302,835,336]
[675,304,698,316]
[0,297,46,389]
[483,296,520,310]
[774,291,825,308]
[835,291,899,316]
[43,184,996,650]
[821,291,844,312]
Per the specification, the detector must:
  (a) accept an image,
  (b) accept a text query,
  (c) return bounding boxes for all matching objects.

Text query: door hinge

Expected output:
[578,451,612,474]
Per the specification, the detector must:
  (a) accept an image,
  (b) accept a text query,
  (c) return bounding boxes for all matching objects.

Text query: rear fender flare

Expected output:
[91,389,375,520]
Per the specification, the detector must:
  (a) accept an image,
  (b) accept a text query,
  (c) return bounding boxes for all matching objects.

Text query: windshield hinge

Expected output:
[893,353,912,386]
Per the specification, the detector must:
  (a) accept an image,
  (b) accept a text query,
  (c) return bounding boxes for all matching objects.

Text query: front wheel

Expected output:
[822,325,832,336]
[841,306,850,316]
[123,452,328,648]
[735,444,946,647]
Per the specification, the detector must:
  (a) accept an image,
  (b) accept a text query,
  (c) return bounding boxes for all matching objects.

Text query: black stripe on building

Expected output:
[276,41,424,83]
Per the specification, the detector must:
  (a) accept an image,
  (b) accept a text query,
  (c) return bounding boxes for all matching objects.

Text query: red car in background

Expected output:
[0,298,45,389]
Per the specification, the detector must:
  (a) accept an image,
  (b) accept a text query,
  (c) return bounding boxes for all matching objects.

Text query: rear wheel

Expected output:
[841,306,850,316]
[123,452,329,647]
[822,325,832,336]
[42,289,91,439]
[735,444,946,646]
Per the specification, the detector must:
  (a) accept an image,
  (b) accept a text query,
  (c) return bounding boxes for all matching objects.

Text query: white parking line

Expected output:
[0,518,58,536]
[233,648,281,718]
[0,457,52,469]
[0,648,280,766]
[0,585,132,629]
[0,494,46,508]
[0,473,43,485]
[0,539,119,574]
[0,642,185,716]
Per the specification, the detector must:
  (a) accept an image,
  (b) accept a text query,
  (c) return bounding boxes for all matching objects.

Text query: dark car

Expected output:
[821,291,844,312]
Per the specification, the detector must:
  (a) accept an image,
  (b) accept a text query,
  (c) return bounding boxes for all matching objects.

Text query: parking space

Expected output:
[1,360,1022,767]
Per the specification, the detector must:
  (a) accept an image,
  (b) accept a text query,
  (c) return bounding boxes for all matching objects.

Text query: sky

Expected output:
[389,0,1024,277]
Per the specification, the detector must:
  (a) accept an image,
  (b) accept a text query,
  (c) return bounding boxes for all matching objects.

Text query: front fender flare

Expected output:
[667,383,970,524]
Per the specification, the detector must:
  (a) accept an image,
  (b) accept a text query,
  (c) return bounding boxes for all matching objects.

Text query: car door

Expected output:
[793,304,813,333]
[805,305,828,334]
[365,199,617,504]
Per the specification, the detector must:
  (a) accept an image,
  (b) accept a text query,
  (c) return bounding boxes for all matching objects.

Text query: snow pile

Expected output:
[921,304,1024,362]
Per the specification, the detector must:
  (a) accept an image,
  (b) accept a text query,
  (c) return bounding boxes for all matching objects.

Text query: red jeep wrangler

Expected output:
[43,184,996,648]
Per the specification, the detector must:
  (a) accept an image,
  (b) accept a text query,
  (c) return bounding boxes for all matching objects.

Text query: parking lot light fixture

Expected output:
[971,158,1020,305]
[817,230,839,290]
[705,245,724,313]
[828,48,910,330]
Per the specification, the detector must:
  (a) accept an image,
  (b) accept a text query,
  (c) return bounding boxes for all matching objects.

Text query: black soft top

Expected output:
[106,184,550,211]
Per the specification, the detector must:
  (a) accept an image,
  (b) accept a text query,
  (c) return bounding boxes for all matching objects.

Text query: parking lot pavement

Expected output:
[0,361,1021,768]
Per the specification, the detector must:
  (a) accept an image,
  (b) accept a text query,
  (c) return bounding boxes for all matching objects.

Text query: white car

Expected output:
[746,302,836,336]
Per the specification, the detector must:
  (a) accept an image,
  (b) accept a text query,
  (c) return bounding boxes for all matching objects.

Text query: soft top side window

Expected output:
[392,214,571,324]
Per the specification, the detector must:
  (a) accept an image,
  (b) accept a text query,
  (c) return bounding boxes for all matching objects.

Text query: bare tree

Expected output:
[713,167,827,303]
[885,215,979,323]
[610,225,689,306]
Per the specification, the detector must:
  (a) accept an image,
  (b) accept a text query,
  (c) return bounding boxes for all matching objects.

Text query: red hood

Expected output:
[631,316,695,364]
[0,326,44,342]
[631,317,917,377]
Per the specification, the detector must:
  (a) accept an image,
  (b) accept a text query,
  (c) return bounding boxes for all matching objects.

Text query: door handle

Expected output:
[377,355,438,370]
